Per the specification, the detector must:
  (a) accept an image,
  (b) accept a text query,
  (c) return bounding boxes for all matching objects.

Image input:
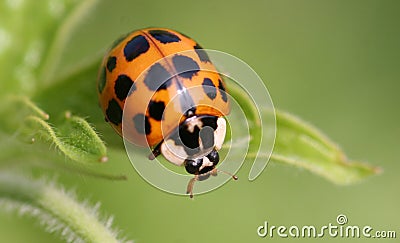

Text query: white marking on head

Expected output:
[214,117,227,150]
[160,139,187,166]
[185,116,203,133]
[199,156,213,172]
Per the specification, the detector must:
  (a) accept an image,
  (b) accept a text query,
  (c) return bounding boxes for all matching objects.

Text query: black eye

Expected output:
[207,149,219,164]
[185,158,203,174]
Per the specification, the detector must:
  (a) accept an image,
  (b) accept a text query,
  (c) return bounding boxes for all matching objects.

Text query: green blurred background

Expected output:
[1,0,399,242]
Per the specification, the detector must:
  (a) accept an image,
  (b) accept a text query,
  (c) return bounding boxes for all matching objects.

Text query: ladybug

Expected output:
[97,28,237,197]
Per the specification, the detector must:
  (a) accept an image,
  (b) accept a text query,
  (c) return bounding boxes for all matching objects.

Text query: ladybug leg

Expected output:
[148,142,163,160]
[186,169,216,199]
[216,168,238,180]
[186,175,199,199]
[186,169,237,199]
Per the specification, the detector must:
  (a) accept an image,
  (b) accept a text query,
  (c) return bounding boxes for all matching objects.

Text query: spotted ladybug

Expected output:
[97,28,236,197]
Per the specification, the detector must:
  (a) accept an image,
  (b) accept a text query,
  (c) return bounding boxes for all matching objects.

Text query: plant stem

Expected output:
[0,172,121,243]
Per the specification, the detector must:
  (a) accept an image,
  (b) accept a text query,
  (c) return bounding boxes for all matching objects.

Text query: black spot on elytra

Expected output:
[202,78,217,100]
[98,67,106,93]
[114,75,135,101]
[144,63,172,91]
[172,55,200,79]
[148,100,165,121]
[106,56,117,72]
[106,99,122,125]
[133,114,151,135]
[218,79,228,102]
[124,35,150,62]
[194,43,211,63]
[149,29,181,44]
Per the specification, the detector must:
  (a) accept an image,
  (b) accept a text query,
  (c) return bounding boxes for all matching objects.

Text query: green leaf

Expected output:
[23,111,108,164]
[0,95,108,165]
[227,78,380,184]
[32,62,124,148]
[0,172,127,243]
[260,109,381,184]
[224,78,266,180]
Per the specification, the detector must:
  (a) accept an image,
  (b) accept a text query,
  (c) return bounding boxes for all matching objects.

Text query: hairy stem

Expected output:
[0,172,121,243]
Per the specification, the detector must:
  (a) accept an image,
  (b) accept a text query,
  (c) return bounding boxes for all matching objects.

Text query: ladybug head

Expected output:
[151,115,236,198]
[159,115,227,169]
